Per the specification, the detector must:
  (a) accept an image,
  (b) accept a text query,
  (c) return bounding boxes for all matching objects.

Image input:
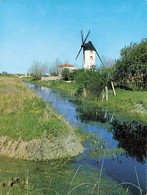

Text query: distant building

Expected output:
[58,64,78,76]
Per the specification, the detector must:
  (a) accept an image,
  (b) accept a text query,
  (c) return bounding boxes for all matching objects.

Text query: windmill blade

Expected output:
[75,47,82,60]
[83,48,85,63]
[83,30,90,45]
[75,30,90,60]
[95,49,104,66]
[81,30,84,44]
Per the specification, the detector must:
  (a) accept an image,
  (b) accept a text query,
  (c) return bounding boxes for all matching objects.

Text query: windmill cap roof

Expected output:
[84,41,96,51]
[58,64,74,67]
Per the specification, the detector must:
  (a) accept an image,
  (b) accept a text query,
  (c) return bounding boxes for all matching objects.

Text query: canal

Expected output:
[0,83,146,195]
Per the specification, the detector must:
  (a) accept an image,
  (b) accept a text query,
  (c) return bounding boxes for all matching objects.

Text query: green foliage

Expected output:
[62,68,70,80]
[99,66,114,88]
[50,72,57,76]
[61,69,80,81]
[61,69,82,81]
[90,134,106,152]
[68,69,79,81]
[113,38,147,90]
[61,67,115,99]
[61,67,114,99]
[75,70,104,99]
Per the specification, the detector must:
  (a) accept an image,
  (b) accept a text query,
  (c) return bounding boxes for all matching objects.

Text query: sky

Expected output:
[0,0,146,74]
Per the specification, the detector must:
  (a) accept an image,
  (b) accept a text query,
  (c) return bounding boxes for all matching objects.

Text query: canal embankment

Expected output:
[0,77,84,160]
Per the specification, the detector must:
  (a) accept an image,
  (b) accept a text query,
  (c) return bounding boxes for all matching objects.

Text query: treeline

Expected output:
[62,38,147,97]
[28,58,68,80]
[0,72,17,77]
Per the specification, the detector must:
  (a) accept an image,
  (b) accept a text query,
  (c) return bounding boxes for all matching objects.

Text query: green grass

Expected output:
[97,89,147,124]
[22,77,77,95]
[0,77,77,141]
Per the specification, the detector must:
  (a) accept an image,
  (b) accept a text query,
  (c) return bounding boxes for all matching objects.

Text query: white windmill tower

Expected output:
[75,30,104,69]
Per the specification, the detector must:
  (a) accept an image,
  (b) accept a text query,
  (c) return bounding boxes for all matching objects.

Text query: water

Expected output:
[0,83,146,195]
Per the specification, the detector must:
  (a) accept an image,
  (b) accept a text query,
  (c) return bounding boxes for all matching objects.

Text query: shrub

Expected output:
[75,70,104,99]
[50,72,57,76]
[62,68,70,81]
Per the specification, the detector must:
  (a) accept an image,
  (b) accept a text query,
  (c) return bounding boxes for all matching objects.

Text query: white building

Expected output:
[83,41,96,69]
[58,64,78,76]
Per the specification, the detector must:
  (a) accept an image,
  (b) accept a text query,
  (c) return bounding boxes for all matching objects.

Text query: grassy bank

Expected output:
[0,77,84,160]
[97,89,147,124]
[22,77,147,124]
[0,77,71,141]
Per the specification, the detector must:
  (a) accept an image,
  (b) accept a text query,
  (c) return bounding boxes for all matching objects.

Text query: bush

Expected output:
[50,72,57,76]
[62,68,70,81]
[62,69,80,81]
[68,69,79,81]
[75,70,104,99]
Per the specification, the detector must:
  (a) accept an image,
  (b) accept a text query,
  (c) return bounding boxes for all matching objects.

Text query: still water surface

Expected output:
[0,83,146,195]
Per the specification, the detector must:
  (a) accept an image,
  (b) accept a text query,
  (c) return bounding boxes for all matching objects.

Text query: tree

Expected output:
[113,38,147,90]
[28,61,48,80]
[2,71,8,76]
[96,56,116,88]
[100,56,116,68]
[49,58,62,76]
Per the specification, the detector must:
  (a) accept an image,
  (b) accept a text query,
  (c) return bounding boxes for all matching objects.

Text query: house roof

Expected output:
[84,41,96,51]
[58,64,74,67]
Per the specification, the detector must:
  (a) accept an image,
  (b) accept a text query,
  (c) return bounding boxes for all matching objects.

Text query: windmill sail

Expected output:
[75,30,90,60]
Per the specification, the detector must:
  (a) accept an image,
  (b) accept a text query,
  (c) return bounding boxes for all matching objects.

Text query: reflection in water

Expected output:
[75,102,111,123]
[109,120,147,164]
[75,102,147,164]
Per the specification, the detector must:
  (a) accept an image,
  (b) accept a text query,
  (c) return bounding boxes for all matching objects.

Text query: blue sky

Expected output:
[0,0,146,73]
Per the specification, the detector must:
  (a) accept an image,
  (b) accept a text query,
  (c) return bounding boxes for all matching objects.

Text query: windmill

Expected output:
[75,30,104,69]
